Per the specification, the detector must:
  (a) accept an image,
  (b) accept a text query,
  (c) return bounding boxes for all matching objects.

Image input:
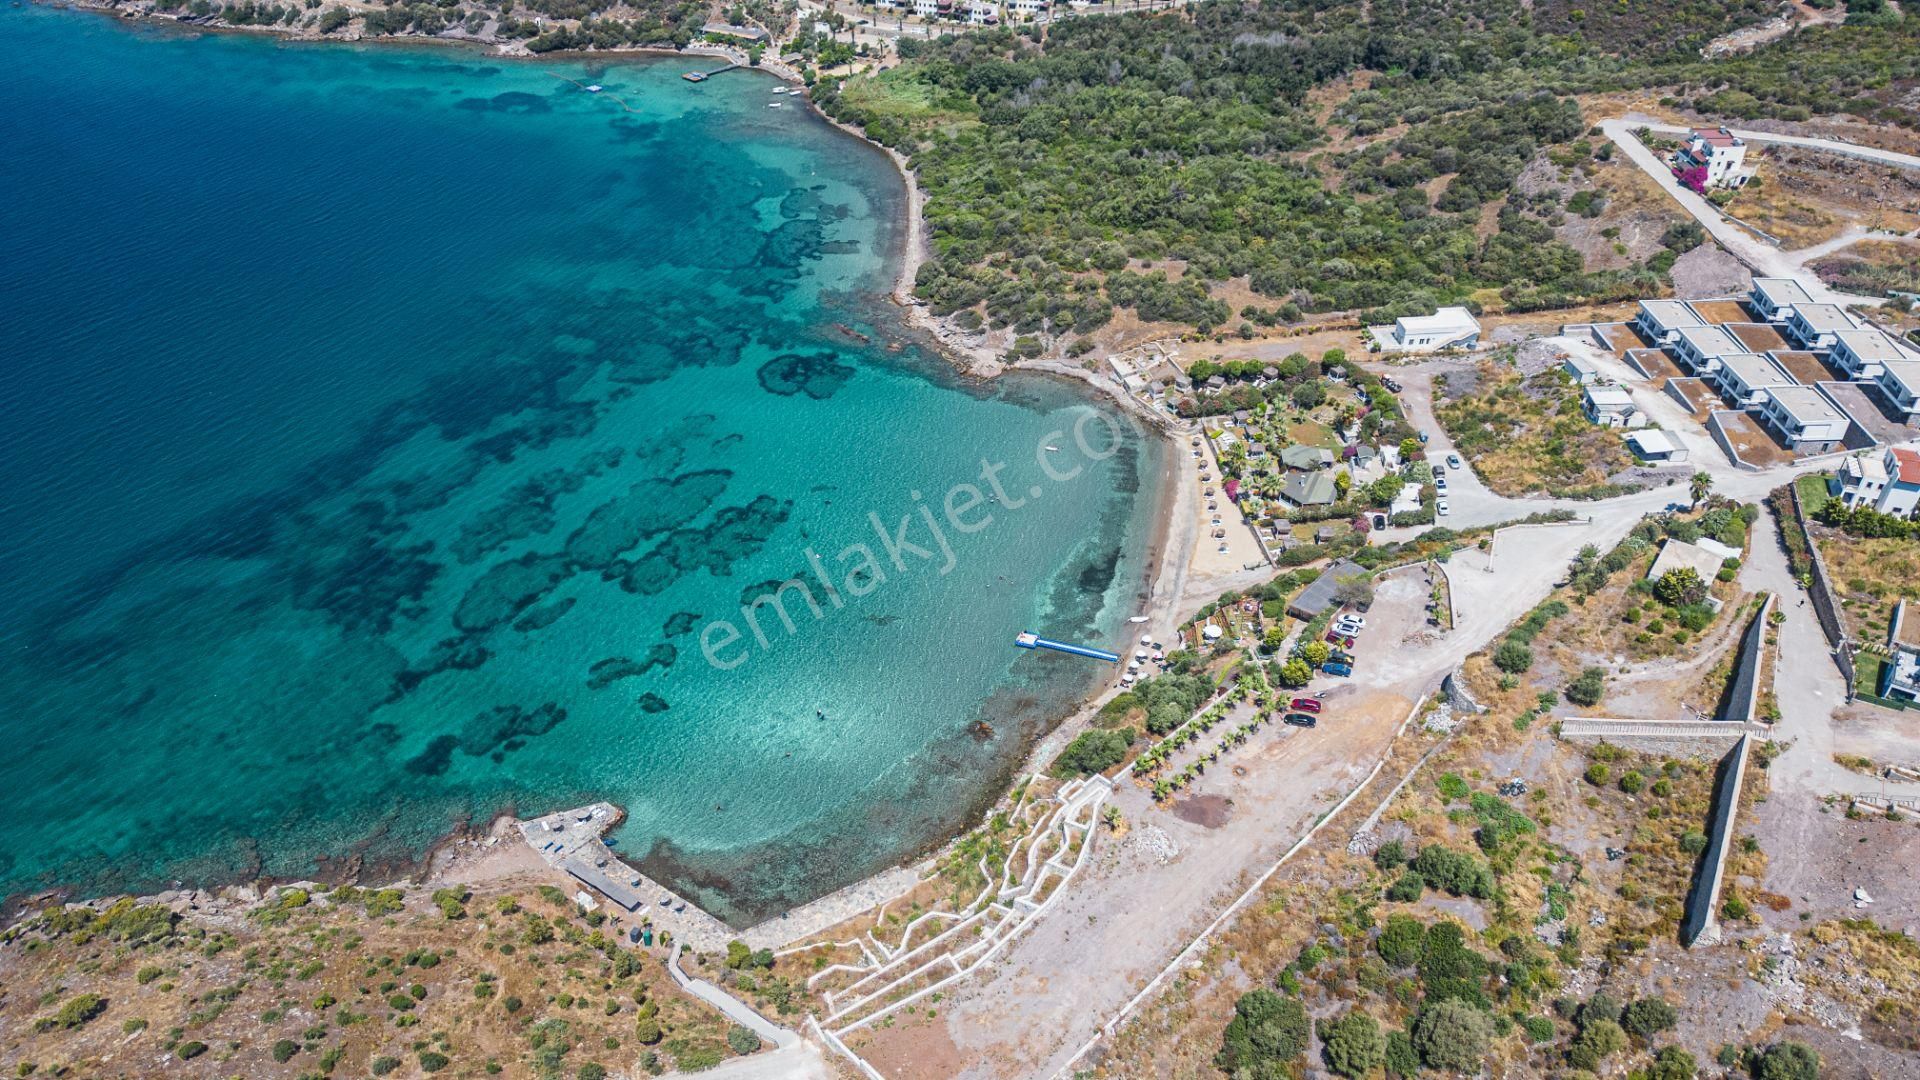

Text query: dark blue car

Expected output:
[1322,661,1353,677]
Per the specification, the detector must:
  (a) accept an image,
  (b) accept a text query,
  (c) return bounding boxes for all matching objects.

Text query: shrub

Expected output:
[1493,641,1534,673]
[1679,830,1709,855]
[1618,770,1645,794]
[371,1056,401,1076]
[578,1066,608,1080]
[1650,1044,1698,1080]
[1384,1030,1419,1078]
[1585,763,1611,786]
[1376,914,1426,968]
[1216,989,1309,1074]
[1373,840,1406,871]
[727,1025,761,1055]
[273,1039,300,1063]
[136,966,163,985]
[1436,773,1469,800]
[634,1016,663,1044]
[177,1042,208,1060]
[1567,1018,1627,1070]
[34,994,107,1033]
[1319,1011,1385,1079]
[1418,922,1490,1007]
[1411,846,1494,898]
[1051,728,1133,777]
[1752,1041,1819,1080]
[1386,872,1425,902]
[1522,1015,1557,1042]
[1565,667,1605,707]
[419,1050,451,1072]
[1621,997,1678,1040]
[1412,1000,1492,1072]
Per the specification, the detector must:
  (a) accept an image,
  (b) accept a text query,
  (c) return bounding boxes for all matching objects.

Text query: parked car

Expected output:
[1328,650,1353,665]
[1418,430,1430,444]
[1290,696,1322,713]
[1321,661,1353,677]
[1446,453,1463,470]
[1434,475,1447,491]
[1335,614,1367,630]
[1326,631,1354,648]
[1436,499,1451,516]
[1283,712,1318,728]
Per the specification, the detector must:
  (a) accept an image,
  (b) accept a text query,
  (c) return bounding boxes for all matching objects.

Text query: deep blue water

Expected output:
[0,7,1162,923]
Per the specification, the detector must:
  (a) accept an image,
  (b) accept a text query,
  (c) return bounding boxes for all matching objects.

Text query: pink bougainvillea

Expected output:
[1677,165,1709,194]
[1222,478,1240,501]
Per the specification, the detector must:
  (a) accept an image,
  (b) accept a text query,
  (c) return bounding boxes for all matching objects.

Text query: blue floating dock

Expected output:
[1015,631,1119,663]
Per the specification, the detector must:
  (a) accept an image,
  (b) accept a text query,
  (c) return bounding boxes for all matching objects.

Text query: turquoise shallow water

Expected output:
[0,8,1162,924]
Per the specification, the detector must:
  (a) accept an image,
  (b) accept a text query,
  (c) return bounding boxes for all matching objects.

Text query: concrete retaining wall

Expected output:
[1719,594,1774,724]
[1681,733,1753,948]
[1558,718,1747,760]
[1789,481,1850,652]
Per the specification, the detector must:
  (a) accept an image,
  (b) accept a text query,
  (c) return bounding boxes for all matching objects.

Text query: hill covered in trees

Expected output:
[813,0,1918,342]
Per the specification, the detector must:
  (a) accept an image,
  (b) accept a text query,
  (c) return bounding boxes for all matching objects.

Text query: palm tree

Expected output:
[1689,470,1713,506]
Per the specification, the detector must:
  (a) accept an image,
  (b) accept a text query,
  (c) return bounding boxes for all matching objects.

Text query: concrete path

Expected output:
[1597,118,1886,308]
[663,1041,833,1080]
[1740,505,1920,802]
[1624,116,1920,174]
[667,943,800,1050]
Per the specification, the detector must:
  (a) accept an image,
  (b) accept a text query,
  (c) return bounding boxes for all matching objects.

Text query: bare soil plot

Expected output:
[1819,380,1920,447]
[1667,377,1720,421]
[1691,298,1755,325]
[1728,145,1920,248]
[1727,322,1792,353]
[1771,349,1844,385]
[1628,347,1687,386]
[1712,410,1797,468]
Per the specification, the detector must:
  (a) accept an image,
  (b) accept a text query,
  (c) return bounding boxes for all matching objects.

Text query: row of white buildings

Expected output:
[871,0,1049,20]
[1627,278,1920,452]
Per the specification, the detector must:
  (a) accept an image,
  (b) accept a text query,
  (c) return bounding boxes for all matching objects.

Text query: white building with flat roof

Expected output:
[1784,303,1858,350]
[1831,328,1912,380]
[1562,353,1602,385]
[1671,325,1747,375]
[1627,429,1688,463]
[1633,300,1706,344]
[1756,385,1850,450]
[1874,360,1920,421]
[1583,385,1638,428]
[1710,352,1796,408]
[1749,278,1816,322]
[1373,306,1481,353]
[1680,127,1749,188]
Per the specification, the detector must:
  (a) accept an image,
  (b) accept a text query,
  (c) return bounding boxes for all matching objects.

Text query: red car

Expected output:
[1326,631,1354,648]
[1290,697,1322,713]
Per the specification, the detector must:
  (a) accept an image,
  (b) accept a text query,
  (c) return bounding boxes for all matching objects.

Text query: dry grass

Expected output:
[0,882,739,1078]
[1812,529,1920,642]
[1435,361,1637,497]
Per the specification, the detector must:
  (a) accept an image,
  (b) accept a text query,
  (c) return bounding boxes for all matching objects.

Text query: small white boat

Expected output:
[1127,615,1149,623]
[585,85,603,93]
[767,102,784,108]
[1044,445,1061,452]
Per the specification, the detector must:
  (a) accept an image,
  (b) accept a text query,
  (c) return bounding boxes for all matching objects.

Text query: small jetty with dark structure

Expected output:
[681,63,740,83]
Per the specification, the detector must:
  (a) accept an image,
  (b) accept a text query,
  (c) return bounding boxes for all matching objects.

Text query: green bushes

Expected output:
[177,1041,208,1060]
[419,1050,451,1072]
[1411,1000,1492,1072]
[1493,641,1534,674]
[1751,1041,1820,1080]
[1620,997,1678,1040]
[1417,922,1490,1007]
[1565,667,1606,707]
[1376,914,1427,968]
[1318,1011,1385,1078]
[1051,728,1134,777]
[1386,872,1425,902]
[1216,989,1309,1074]
[34,994,107,1032]
[273,1039,300,1063]
[726,1025,762,1055]
[1411,845,1495,899]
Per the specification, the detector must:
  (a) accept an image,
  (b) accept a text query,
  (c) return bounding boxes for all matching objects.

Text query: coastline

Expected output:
[8,3,1208,940]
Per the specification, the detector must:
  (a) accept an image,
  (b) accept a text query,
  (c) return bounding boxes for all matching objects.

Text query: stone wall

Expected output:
[1681,733,1753,948]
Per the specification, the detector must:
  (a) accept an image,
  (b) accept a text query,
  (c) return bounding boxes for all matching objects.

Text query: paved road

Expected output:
[1625,116,1920,174]
[1597,118,1886,308]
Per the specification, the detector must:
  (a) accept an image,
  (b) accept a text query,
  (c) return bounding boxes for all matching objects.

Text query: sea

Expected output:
[0,6,1163,925]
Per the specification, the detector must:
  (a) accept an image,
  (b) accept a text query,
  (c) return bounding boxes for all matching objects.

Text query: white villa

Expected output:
[1679,127,1749,188]
[1756,385,1849,450]
[1633,299,1706,345]
[1671,325,1747,375]
[1371,306,1481,353]
[1838,447,1920,517]
[1784,303,1858,351]
[1874,360,1920,421]
[1749,278,1816,323]
[1583,384,1639,428]
[1709,352,1795,408]
[1831,328,1912,380]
